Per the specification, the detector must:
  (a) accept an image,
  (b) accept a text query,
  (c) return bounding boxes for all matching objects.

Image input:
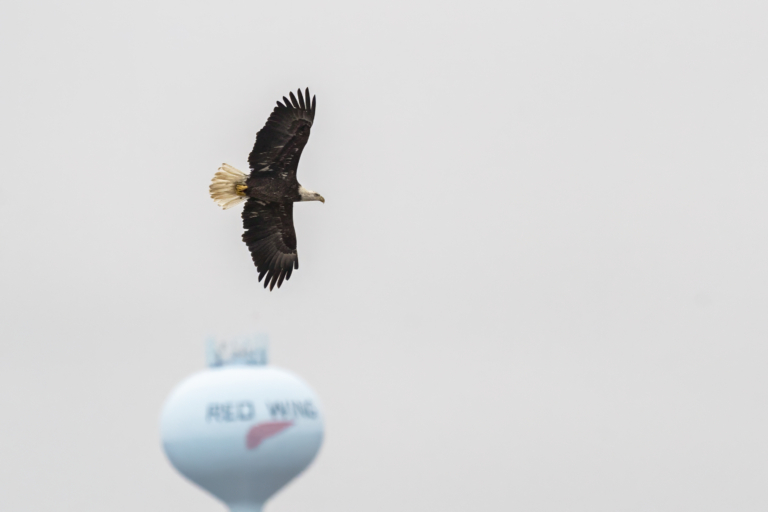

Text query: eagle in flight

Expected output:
[209,88,324,290]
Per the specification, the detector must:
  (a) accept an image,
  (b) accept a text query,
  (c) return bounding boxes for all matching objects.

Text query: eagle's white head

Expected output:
[298,185,325,203]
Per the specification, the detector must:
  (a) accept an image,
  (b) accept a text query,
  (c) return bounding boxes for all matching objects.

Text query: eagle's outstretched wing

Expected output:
[248,88,316,178]
[241,198,299,290]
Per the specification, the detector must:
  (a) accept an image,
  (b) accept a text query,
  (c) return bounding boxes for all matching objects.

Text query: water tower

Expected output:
[160,334,324,512]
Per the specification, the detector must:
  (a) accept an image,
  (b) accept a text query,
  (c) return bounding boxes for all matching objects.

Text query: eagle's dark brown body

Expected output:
[236,88,323,290]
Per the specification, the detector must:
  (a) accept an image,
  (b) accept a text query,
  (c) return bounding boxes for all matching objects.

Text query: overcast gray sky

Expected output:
[2,1,768,511]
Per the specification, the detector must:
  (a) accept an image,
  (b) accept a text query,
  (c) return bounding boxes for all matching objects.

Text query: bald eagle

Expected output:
[210,88,324,290]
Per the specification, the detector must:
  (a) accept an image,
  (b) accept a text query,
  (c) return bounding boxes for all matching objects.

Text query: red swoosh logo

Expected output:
[245,421,294,450]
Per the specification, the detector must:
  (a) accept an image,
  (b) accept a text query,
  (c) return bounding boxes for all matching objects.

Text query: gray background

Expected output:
[1,0,767,511]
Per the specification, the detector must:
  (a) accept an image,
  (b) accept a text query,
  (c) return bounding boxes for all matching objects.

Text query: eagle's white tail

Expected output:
[210,163,248,209]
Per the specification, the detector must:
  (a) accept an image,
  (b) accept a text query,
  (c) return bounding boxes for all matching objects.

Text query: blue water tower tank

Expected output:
[160,335,324,512]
